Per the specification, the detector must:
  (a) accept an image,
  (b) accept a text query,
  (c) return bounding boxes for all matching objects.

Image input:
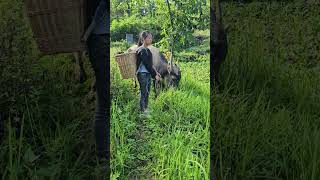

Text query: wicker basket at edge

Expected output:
[24,0,87,55]
[114,52,137,79]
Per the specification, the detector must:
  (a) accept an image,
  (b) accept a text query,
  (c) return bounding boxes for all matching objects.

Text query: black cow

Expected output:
[127,45,181,97]
[153,52,181,97]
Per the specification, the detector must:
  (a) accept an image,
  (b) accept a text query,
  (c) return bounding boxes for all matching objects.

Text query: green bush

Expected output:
[0,0,109,178]
[214,2,320,179]
[110,16,162,42]
[0,0,38,130]
[176,51,199,62]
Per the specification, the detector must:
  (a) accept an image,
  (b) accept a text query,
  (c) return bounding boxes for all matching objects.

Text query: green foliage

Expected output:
[155,0,210,50]
[193,29,210,39]
[223,1,320,67]
[175,30,210,62]
[176,51,199,62]
[214,2,320,179]
[0,0,38,138]
[110,44,210,179]
[111,16,162,42]
[111,0,210,51]
[111,0,157,20]
[0,0,109,179]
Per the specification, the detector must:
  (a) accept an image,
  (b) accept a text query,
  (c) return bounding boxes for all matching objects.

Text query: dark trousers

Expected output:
[137,72,151,112]
[87,33,110,165]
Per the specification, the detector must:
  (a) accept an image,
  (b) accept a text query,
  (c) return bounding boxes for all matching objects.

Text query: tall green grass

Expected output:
[110,40,210,179]
[1,0,210,179]
[1,53,113,179]
[214,2,320,179]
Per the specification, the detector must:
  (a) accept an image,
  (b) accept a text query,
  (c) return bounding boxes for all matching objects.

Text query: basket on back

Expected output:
[24,0,87,55]
[114,52,137,79]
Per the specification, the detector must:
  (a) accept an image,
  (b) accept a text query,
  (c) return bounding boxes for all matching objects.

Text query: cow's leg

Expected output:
[164,75,170,90]
[153,79,157,98]
[154,79,159,98]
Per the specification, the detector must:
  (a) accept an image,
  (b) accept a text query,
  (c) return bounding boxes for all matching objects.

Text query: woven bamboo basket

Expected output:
[115,52,137,79]
[24,0,87,55]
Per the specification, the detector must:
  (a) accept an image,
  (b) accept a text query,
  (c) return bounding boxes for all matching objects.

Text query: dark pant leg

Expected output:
[87,33,110,163]
[138,73,147,112]
[138,73,151,112]
[145,73,151,109]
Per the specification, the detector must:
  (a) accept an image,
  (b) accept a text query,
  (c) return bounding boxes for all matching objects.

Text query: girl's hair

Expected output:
[137,31,151,46]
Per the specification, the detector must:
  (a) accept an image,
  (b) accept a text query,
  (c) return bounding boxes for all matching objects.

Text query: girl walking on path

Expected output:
[136,31,161,114]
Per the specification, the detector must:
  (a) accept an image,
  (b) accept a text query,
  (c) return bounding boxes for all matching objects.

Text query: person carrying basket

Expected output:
[135,31,161,115]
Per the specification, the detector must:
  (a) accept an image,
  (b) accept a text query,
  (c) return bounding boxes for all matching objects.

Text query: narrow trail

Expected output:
[128,115,155,179]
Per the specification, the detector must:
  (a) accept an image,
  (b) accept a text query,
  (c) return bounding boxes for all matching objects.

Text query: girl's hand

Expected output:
[156,72,161,77]
[156,74,160,81]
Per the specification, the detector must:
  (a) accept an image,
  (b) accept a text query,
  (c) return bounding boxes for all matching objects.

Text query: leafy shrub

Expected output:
[0,0,38,131]
[110,16,162,42]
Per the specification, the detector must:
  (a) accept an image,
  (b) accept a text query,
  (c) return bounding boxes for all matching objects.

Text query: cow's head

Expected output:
[167,63,181,87]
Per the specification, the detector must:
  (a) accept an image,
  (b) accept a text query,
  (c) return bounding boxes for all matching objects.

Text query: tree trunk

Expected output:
[126,0,131,16]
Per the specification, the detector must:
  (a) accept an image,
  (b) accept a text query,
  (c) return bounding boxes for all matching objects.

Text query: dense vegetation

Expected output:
[214,1,320,179]
[110,0,210,178]
[110,41,210,179]
[1,0,111,178]
[1,0,210,179]
[111,0,209,49]
[1,0,319,179]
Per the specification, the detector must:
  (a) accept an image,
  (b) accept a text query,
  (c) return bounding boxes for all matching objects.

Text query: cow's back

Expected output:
[147,45,161,67]
[127,44,164,71]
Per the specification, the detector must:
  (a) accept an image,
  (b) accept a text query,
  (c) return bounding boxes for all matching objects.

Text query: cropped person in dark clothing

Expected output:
[86,0,110,177]
[136,31,161,114]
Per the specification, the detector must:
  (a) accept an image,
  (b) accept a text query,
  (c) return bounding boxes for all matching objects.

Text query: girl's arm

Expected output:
[139,49,157,78]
